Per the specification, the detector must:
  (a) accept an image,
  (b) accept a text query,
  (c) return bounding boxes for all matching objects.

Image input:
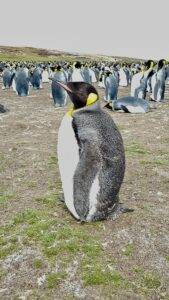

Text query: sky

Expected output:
[0,0,168,60]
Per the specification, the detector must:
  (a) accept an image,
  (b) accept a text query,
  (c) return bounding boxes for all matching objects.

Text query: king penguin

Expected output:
[104,71,118,102]
[51,66,67,107]
[2,67,14,89]
[15,67,29,96]
[151,59,167,102]
[57,81,132,222]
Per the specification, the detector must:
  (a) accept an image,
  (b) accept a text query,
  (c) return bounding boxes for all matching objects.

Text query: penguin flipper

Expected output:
[107,203,134,221]
[121,105,146,114]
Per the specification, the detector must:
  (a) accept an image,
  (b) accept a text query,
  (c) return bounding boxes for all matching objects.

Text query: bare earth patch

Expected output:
[0,81,169,299]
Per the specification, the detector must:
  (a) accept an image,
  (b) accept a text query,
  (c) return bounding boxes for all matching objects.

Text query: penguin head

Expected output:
[157,59,166,70]
[74,61,82,69]
[145,60,154,70]
[56,81,99,109]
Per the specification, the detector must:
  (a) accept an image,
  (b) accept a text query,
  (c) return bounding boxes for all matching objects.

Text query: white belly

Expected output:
[57,114,80,219]
[57,114,100,221]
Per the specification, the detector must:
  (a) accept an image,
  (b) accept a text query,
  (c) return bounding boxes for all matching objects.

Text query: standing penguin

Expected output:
[30,67,42,90]
[57,81,132,222]
[151,59,167,102]
[119,64,128,87]
[15,67,29,96]
[71,62,85,82]
[131,60,154,99]
[83,64,92,84]
[104,71,118,102]
[2,66,14,89]
[51,66,67,107]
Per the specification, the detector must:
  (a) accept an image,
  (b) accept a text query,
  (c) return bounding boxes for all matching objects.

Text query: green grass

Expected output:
[48,155,58,166]
[82,265,124,286]
[35,194,58,207]
[46,272,66,289]
[0,268,7,280]
[142,272,161,289]
[125,143,150,156]
[33,259,44,269]
[122,244,134,257]
[165,256,169,262]
[0,244,18,259]
[0,193,16,204]
[141,158,168,166]
[0,202,166,297]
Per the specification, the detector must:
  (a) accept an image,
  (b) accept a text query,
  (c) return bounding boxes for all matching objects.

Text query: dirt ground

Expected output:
[0,80,169,300]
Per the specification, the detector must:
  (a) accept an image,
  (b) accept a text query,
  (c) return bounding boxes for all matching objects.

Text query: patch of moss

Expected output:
[27,181,37,188]
[0,237,6,246]
[0,268,7,279]
[133,266,143,274]
[165,256,169,262]
[142,272,161,289]
[141,159,168,166]
[82,243,103,258]
[0,193,16,204]
[126,143,150,156]
[13,210,47,225]
[35,194,58,207]
[46,272,66,289]
[0,244,18,259]
[122,244,134,257]
[48,155,57,166]
[82,265,123,286]
[33,259,43,269]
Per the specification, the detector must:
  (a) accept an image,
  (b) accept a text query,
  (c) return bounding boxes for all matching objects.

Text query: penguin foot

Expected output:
[107,203,134,221]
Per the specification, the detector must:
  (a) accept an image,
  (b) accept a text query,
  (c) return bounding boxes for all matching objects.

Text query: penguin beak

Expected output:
[56,81,73,93]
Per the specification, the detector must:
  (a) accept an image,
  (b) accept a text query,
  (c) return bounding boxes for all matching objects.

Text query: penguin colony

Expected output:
[1,59,169,221]
[1,59,168,111]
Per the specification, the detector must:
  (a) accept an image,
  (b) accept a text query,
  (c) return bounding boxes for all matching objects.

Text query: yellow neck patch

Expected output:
[66,93,98,117]
[86,93,98,106]
[67,108,74,117]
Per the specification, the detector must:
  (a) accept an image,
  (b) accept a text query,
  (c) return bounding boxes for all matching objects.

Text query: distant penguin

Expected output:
[30,67,42,90]
[51,66,67,107]
[15,68,29,96]
[111,96,150,113]
[98,68,105,88]
[151,59,167,102]
[83,65,92,84]
[89,67,97,83]
[119,64,128,87]
[71,62,84,82]
[2,67,14,89]
[42,68,49,83]
[131,60,154,99]
[166,65,169,84]
[57,81,132,222]
[104,71,118,101]
[123,66,131,85]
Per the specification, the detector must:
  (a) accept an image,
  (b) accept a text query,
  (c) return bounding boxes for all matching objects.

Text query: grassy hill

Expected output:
[0,45,144,63]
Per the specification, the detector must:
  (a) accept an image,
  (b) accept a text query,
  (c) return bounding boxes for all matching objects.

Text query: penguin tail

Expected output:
[107,203,134,221]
